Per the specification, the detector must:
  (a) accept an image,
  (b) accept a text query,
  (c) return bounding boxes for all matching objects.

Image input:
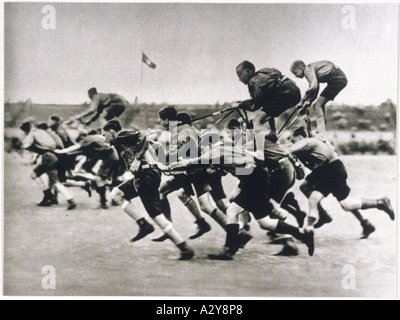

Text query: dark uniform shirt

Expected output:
[113,130,157,169]
[247,67,284,110]
[263,139,289,171]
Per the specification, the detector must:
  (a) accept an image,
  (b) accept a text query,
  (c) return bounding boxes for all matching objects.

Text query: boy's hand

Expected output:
[298,101,311,115]
[156,163,169,172]
[168,159,191,171]
[130,159,141,173]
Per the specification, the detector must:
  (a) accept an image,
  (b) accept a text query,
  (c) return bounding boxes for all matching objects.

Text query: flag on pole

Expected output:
[142,52,157,69]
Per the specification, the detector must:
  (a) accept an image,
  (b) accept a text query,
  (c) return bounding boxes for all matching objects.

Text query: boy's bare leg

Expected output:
[252,111,270,161]
[311,96,328,136]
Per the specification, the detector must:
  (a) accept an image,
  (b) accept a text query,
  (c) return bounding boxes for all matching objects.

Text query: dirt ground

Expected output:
[2,153,397,297]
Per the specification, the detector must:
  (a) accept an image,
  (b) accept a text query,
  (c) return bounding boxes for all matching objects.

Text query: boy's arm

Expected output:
[167,144,224,171]
[288,138,317,157]
[301,66,320,105]
[54,143,83,155]
[22,132,34,150]
[76,96,100,123]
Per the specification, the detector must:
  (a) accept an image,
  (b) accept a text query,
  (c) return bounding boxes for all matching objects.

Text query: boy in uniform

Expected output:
[74,88,129,126]
[288,127,394,239]
[102,120,194,260]
[290,60,348,135]
[236,60,301,161]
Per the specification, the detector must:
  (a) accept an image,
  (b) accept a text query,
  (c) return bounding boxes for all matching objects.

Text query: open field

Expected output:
[2,154,397,297]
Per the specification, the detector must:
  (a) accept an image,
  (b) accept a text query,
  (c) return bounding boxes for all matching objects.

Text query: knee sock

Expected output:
[211,208,227,230]
[281,192,302,215]
[275,220,304,242]
[361,199,378,210]
[97,186,107,205]
[153,214,184,247]
[225,224,240,252]
[55,182,73,201]
[350,209,365,224]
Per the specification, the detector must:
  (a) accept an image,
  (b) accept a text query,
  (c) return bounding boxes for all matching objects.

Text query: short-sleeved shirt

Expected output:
[168,124,200,161]
[23,128,57,154]
[79,134,118,161]
[289,137,339,170]
[54,124,74,148]
[263,140,289,171]
[305,61,339,83]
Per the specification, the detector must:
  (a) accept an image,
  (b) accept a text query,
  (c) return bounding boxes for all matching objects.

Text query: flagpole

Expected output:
[140,51,143,103]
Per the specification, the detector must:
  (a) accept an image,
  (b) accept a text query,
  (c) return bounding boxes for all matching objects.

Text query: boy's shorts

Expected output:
[34,151,59,187]
[117,168,163,218]
[104,101,127,121]
[159,174,196,197]
[160,171,212,198]
[208,172,227,201]
[233,167,272,220]
[320,68,348,101]
[305,159,351,201]
[269,159,296,203]
[98,159,120,181]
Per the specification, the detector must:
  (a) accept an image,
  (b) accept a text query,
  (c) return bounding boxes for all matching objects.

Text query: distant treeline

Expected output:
[4,99,397,132]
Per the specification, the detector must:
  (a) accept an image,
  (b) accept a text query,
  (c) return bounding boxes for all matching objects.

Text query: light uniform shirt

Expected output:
[289,137,339,170]
[23,128,57,154]
[305,61,338,83]
[79,135,118,161]
[168,124,200,162]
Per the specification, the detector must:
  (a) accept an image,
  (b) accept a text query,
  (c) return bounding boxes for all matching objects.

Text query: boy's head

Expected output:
[227,119,241,130]
[289,126,308,143]
[236,60,256,85]
[265,131,278,143]
[102,119,122,144]
[20,120,33,133]
[158,106,178,129]
[76,132,88,143]
[48,115,61,130]
[177,112,192,126]
[290,60,306,78]
[88,87,97,99]
[36,122,49,130]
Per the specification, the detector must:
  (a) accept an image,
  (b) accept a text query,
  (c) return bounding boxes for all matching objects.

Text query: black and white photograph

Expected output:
[2,1,398,300]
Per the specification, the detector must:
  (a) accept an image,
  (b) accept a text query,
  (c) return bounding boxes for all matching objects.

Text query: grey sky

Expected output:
[4,2,399,106]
